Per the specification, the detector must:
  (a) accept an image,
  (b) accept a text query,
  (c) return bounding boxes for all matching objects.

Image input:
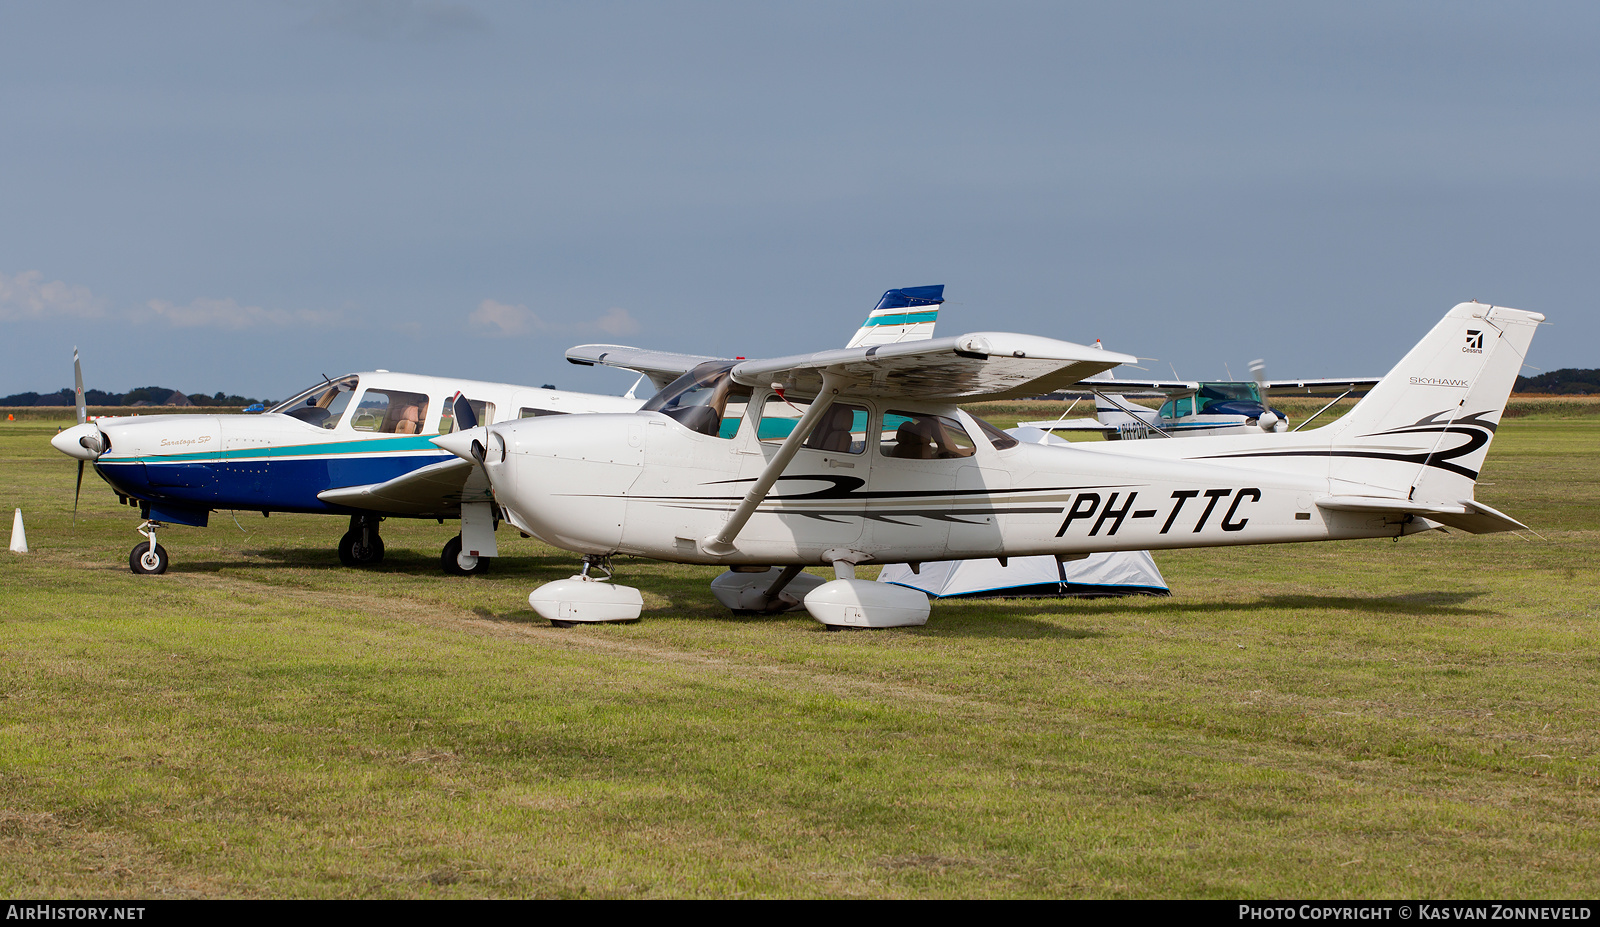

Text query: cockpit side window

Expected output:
[349,389,431,434]
[640,361,751,438]
[271,376,359,430]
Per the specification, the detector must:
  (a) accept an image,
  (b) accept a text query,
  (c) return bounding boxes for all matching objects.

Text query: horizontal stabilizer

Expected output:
[566,345,731,391]
[317,457,482,516]
[1016,417,1115,434]
[1316,495,1529,534]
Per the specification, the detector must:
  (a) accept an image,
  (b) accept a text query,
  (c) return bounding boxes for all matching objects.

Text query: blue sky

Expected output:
[2,1,1595,399]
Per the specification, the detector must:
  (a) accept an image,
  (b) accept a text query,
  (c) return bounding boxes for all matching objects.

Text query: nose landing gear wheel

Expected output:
[129,542,169,575]
[338,531,385,567]
[441,534,490,576]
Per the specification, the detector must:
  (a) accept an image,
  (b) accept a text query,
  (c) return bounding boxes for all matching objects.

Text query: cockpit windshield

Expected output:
[639,361,750,437]
[1198,382,1261,403]
[268,375,360,429]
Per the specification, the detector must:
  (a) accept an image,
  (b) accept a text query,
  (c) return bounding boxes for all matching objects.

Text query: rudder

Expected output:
[1321,302,1543,503]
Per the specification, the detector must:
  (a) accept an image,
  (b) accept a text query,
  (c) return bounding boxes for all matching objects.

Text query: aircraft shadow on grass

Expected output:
[167,547,584,580]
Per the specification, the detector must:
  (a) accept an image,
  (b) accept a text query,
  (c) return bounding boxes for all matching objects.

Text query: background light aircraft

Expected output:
[436,301,1541,630]
[1021,352,1381,440]
[49,286,945,576]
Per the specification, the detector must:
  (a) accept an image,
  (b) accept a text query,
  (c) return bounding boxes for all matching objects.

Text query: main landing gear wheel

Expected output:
[129,542,169,575]
[338,515,385,567]
[338,531,385,567]
[441,535,490,576]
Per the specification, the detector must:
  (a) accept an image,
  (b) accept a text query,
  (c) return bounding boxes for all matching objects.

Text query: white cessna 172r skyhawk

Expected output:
[434,300,1542,630]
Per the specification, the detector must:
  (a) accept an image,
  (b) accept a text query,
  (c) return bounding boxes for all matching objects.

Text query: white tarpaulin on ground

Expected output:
[877,550,1168,599]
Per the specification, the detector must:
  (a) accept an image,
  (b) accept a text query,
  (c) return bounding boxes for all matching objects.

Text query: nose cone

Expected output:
[51,422,103,461]
[431,426,487,463]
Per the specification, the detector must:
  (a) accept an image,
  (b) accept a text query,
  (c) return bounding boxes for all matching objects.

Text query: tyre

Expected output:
[440,535,490,576]
[128,542,169,575]
[337,530,385,567]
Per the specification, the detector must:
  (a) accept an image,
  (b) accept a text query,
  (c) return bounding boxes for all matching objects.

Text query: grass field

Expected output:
[1,404,1597,898]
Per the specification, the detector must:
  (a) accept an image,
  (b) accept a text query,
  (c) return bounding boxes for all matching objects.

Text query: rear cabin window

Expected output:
[350,389,430,434]
[438,399,494,433]
[879,411,976,460]
[971,415,1020,450]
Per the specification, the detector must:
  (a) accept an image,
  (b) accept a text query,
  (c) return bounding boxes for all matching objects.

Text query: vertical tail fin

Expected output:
[846,285,943,348]
[1094,393,1159,428]
[1321,302,1543,502]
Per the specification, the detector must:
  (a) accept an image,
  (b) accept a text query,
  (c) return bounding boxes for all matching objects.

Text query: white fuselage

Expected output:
[478,400,1428,567]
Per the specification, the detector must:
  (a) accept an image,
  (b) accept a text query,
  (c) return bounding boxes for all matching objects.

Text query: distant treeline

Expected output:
[1514,369,1598,395]
[0,387,270,407]
[2,370,1593,407]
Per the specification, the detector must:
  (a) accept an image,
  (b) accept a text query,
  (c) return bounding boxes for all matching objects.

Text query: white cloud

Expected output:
[142,297,342,330]
[469,299,641,339]
[0,270,103,322]
[594,307,641,336]
[469,298,542,337]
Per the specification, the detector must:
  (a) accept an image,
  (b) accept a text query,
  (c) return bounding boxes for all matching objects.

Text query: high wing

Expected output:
[1074,376,1381,393]
[566,345,730,392]
[730,333,1136,402]
[317,457,486,517]
[1078,376,1194,392]
[1260,376,1382,392]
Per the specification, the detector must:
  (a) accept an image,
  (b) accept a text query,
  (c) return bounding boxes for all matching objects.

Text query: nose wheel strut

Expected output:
[128,520,169,575]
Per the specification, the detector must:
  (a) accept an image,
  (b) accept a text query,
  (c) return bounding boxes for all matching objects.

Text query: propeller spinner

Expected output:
[1249,358,1282,432]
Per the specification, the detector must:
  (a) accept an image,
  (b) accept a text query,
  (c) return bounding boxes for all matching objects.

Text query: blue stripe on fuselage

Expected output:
[95,451,452,515]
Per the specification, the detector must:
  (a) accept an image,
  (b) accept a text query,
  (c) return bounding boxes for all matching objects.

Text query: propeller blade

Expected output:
[73,347,87,426]
[1249,358,1283,431]
[74,460,84,527]
[451,391,478,432]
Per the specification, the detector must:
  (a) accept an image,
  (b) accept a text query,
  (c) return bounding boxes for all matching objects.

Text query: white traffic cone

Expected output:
[9,508,27,553]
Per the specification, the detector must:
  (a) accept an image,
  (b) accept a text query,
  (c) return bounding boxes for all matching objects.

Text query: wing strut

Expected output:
[1088,388,1175,438]
[699,372,844,557]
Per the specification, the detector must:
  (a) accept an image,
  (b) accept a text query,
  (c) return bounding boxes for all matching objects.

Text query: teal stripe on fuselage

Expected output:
[121,433,444,464]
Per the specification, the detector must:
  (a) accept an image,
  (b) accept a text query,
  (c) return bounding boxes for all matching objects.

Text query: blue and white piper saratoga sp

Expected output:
[48,286,946,577]
[436,300,1542,630]
[50,365,644,575]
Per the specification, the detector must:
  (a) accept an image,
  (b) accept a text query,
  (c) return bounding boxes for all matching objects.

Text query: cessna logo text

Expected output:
[1463,329,1484,353]
[1410,377,1470,389]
